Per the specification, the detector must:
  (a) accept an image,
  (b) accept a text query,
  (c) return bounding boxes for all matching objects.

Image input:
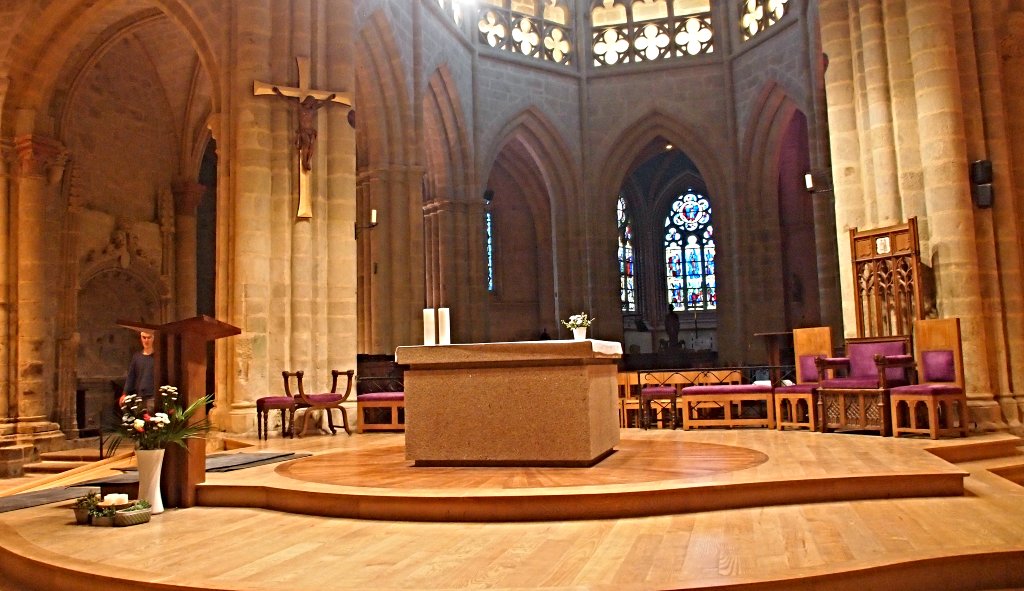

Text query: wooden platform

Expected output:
[196,430,965,522]
[1,429,1022,591]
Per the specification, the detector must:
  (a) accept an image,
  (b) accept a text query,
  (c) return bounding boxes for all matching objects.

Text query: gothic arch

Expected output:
[481,107,580,336]
[740,80,805,209]
[355,10,416,169]
[423,64,472,202]
[482,106,580,225]
[1,0,222,133]
[596,110,727,219]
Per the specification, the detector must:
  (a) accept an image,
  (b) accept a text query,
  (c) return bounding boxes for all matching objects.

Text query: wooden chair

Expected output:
[638,371,696,429]
[283,369,355,436]
[815,335,914,436]
[774,326,832,431]
[617,372,641,428]
[890,318,969,438]
[256,374,303,440]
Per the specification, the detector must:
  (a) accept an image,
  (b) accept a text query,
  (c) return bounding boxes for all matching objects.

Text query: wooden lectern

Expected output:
[118,315,240,508]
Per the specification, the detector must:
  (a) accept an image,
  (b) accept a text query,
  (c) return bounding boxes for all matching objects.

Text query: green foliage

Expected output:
[89,505,116,518]
[105,385,213,456]
[74,491,100,509]
[561,312,595,330]
[121,499,151,512]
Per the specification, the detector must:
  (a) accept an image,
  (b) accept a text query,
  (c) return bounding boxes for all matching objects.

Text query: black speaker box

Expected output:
[970,160,993,185]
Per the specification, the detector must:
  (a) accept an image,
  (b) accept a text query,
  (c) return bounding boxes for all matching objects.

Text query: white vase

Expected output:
[136,448,165,514]
[572,327,587,340]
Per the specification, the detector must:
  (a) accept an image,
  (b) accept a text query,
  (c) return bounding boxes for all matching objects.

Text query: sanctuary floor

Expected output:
[1,428,1023,591]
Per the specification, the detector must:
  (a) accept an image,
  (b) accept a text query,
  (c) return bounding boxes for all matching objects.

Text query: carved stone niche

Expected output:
[77,266,162,380]
[75,264,164,435]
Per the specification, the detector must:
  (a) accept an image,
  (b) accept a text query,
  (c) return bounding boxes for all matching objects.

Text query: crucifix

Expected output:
[254,56,352,218]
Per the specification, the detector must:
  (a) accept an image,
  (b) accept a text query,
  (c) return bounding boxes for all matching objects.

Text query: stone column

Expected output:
[172,180,205,320]
[907,0,1002,429]
[55,166,83,438]
[804,4,844,347]
[365,166,426,353]
[0,138,11,432]
[324,0,357,376]
[858,0,902,224]
[969,0,1024,428]
[425,198,487,345]
[217,0,274,433]
[13,134,68,447]
[820,0,867,337]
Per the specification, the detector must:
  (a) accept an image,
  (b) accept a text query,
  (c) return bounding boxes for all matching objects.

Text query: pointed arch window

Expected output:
[486,210,495,291]
[617,195,636,311]
[665,189,716,310]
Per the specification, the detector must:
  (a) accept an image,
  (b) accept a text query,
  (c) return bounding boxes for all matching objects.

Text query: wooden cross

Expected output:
[254,56,352,218]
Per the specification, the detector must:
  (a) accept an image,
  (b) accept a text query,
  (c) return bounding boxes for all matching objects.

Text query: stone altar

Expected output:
[395,339,622,467]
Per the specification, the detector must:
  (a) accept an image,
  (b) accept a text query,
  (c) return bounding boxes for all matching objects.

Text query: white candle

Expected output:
[370,208,377,225]
[438,308,451,345]
[423,308,436,345]
[103,494,118,504]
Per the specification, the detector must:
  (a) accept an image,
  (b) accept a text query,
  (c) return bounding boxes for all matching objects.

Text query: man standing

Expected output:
[124,331,156,402]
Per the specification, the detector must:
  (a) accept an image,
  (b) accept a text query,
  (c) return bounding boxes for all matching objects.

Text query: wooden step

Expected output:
[926,434,1023,463]
[22,461,91,474]
[39,448,102,463]
[989,462,1024,487]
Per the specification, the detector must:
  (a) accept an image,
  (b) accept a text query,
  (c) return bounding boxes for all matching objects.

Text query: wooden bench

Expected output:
[636,369,744,429]
[356,375,405,433]
[679,384,775,430]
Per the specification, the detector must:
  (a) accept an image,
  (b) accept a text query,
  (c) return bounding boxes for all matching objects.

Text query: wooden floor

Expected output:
[1,429,1023,591]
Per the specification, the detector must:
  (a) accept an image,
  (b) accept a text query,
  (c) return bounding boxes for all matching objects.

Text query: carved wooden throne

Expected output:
[849,217,925,338]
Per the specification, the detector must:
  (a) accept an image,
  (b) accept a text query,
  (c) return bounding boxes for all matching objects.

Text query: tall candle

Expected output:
[423,308,436,345]
[438,308,451,345]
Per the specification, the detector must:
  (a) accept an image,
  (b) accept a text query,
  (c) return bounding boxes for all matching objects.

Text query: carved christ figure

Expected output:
[273,87,336,173]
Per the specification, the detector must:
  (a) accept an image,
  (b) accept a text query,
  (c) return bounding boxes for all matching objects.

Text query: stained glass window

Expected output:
[617,196,636,311]
[485,211,495,291]
[665,189,715,310]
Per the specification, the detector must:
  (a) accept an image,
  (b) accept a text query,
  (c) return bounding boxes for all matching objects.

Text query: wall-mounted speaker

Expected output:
[969,159,992,185]
[969,160,994,208]
[483,189,495,203]
[972,183,994,209]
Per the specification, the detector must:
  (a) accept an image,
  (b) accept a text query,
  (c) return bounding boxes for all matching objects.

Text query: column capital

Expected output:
[13,134,67,184]
[172,179,207,216]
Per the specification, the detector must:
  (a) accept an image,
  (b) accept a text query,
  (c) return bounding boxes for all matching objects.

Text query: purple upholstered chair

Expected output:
[284,369,355,436]
[890,318,969,438]
[774,326,832,430]
[815,335,914,435]
[638,371,688,429]
[256,374,306,440]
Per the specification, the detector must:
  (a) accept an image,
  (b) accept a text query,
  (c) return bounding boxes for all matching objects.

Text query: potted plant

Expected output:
[89,505,116,527]
[104,386,212,514]
[562,312,595,340]
[114,499,152,527]
[72,491,99,525]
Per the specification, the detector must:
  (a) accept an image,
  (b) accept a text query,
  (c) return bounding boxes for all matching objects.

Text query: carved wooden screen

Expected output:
[849,217,923,337]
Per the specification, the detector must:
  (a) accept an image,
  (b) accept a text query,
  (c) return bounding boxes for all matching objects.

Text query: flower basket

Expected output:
[72,506,91,525]
[113,507,152,527]
[91,515,114,527]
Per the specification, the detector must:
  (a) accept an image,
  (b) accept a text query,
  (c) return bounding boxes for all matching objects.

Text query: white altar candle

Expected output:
[438,308,451,345]
[423,308,436,345]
